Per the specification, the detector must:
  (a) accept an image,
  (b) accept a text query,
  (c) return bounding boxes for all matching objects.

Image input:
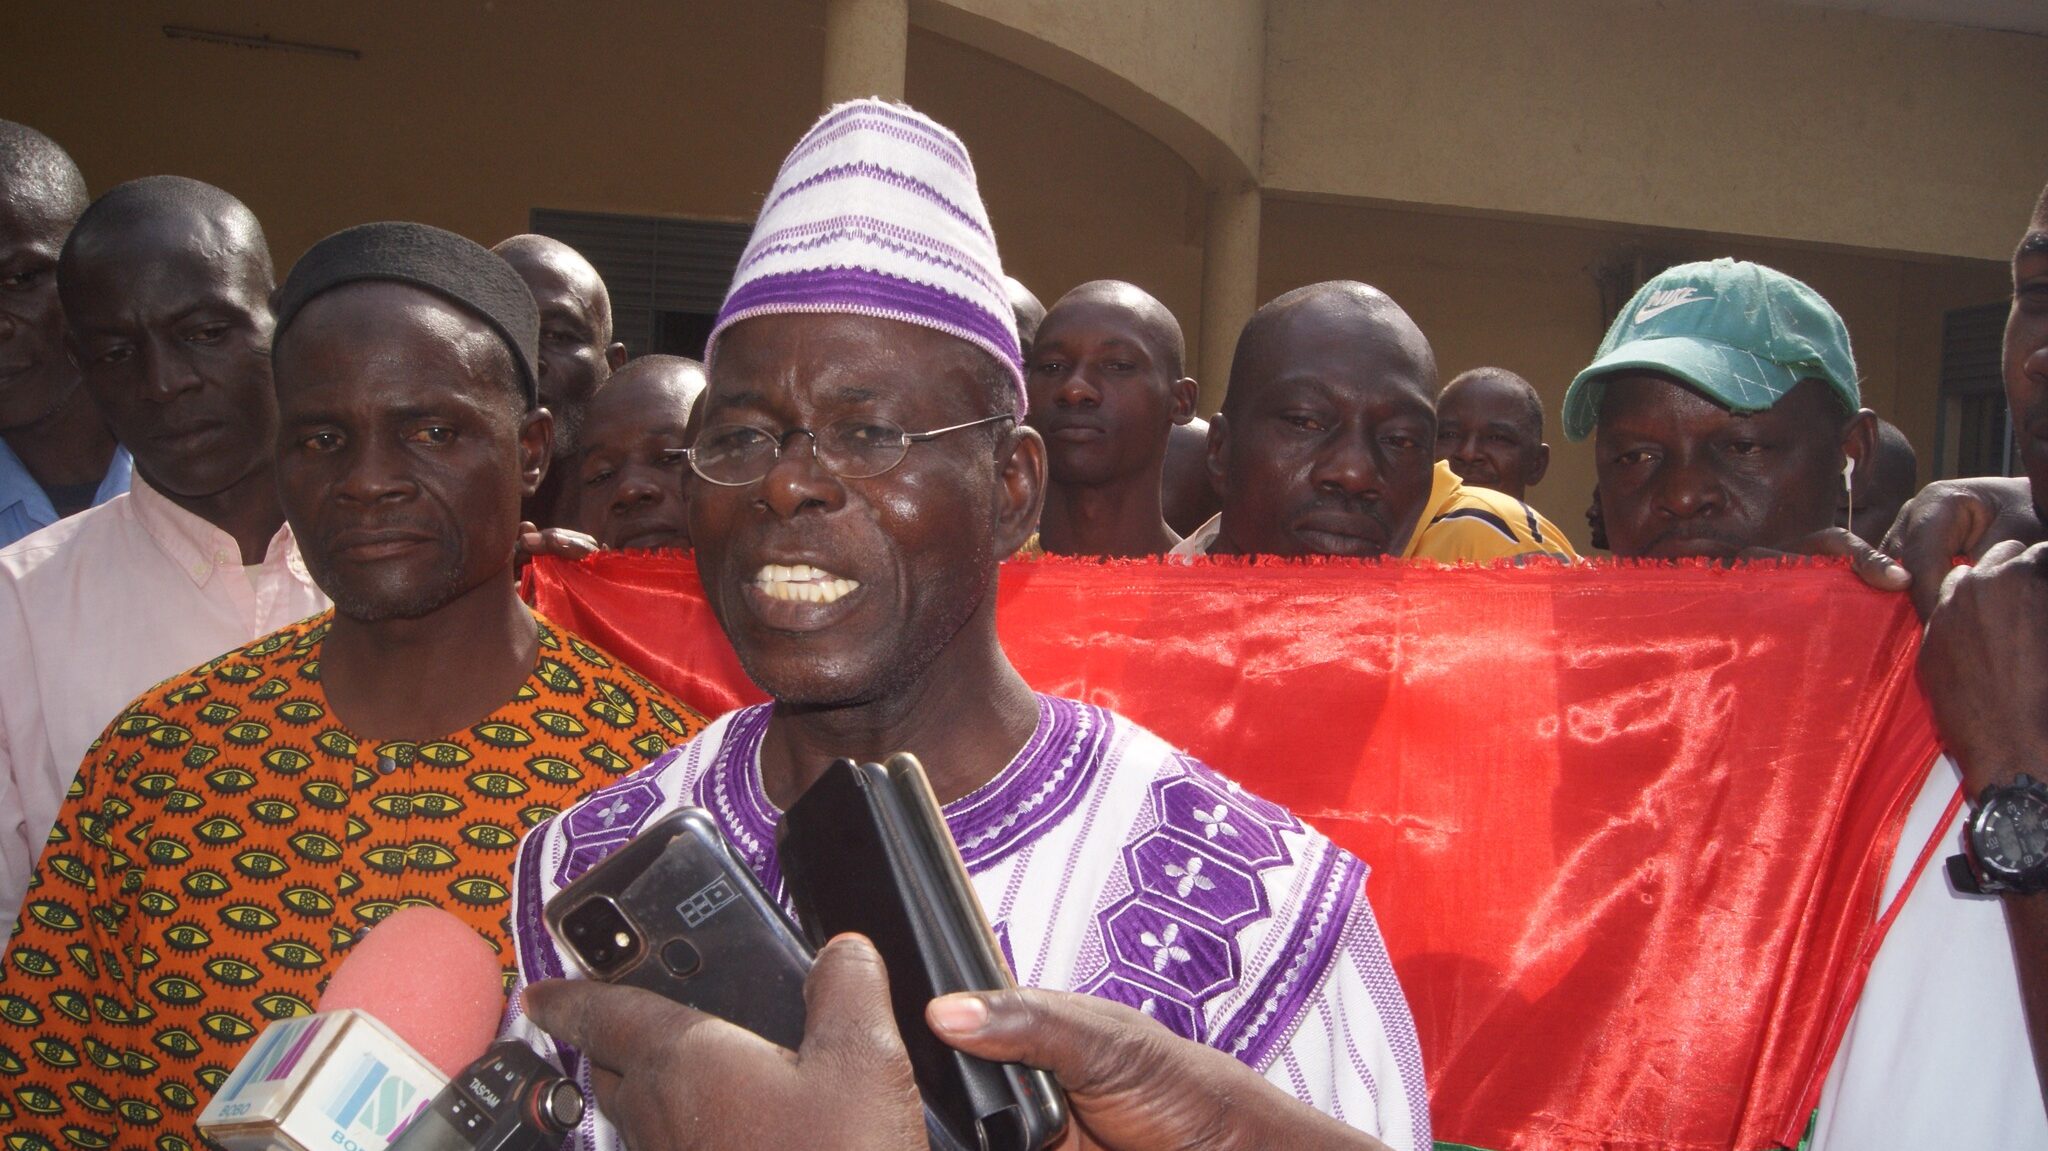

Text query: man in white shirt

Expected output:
[1810,182,2048,1149]
[0,176,326,921]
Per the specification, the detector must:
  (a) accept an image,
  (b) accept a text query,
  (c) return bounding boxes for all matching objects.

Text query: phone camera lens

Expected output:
[562,898,641,977]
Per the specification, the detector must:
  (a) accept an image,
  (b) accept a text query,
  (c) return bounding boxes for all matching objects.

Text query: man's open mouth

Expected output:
[752,563,861,604]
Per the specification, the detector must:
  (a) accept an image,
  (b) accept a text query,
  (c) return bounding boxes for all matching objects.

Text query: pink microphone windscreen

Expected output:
[319,905,508,1077]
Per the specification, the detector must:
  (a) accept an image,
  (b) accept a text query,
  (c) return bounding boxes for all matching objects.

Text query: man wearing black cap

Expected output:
[0,222,703,1151]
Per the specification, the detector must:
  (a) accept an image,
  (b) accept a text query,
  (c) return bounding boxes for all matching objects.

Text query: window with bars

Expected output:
[528,209,752,360]
[1934,300,2018,479]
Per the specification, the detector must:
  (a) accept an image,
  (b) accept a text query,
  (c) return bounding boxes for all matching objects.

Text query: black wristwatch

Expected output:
[1947,773,2048,896]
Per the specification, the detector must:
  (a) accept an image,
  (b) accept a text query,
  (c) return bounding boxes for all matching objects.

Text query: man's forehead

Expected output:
[1248,325,1432,404]
[276,297,513,420]
[1442,376,1521,409]
[583,398,691,447]
[1032,313,1152,357]
[68,239,267,319]
[73,207,258,274]
[1251,367,1435,419]
[511,262,601,319]
[594,366,700,414]
[0,190,70,245]
[1045,288,1173,338]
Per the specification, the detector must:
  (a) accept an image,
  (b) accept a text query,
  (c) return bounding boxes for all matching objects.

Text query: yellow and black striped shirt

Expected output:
[1403,461,1578,563]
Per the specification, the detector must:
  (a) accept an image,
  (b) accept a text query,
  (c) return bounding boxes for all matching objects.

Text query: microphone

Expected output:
[320,905,508,1076]
[197,907,510,1151]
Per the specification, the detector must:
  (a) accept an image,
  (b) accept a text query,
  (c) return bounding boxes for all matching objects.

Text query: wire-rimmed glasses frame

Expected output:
[676,412,1016,487]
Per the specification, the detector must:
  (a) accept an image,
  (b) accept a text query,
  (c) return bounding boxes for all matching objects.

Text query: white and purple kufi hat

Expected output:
[707,99,1025,413]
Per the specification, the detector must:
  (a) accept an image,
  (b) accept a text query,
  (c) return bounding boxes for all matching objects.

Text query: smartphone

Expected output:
[543,807,812,1050]
[779,755,1069,1151]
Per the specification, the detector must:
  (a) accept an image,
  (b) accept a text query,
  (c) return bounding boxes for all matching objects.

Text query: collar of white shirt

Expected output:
[128,472,311,588]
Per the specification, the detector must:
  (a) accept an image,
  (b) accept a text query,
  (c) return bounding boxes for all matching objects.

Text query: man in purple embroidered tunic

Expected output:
[502,99,1428,1151]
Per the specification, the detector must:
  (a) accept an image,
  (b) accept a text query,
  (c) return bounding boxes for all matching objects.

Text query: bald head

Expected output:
[0,120,87,228]
[494,234,613,336]
[1441,368,1542,432]
[493,235,623,443]
[1053,280,1185,378]
[1224,281,1436,419]
[1843,417,1917,541]
[0,122,90,430]
[1004,275,1045,357]
[598,354,704,399]
[1435,367,1549,500]
[61,175,272,291]
[1207,281,1440,558]
[57,176,278,504]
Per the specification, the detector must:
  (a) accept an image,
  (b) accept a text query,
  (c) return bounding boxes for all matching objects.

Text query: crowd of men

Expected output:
[0,98,2043,1151]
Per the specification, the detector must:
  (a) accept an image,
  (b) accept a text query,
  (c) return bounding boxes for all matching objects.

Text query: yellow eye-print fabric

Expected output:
[0,611,705,1151]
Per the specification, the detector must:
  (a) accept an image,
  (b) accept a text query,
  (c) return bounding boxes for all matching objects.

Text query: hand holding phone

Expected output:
[779,754,1069,1151]
[543,807,813,1050]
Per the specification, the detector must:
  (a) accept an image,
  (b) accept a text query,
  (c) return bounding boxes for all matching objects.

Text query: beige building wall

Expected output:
[907,28,1208,355]
[916,0,1266,181]
[3,1,834,262]
[1263,0,2048,262]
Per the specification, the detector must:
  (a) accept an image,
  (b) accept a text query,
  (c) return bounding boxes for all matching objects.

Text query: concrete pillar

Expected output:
[1197,180,1262,415]
[822,0,909,107]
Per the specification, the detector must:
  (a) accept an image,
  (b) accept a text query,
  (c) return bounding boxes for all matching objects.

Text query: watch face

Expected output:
[1977,788,2048,878]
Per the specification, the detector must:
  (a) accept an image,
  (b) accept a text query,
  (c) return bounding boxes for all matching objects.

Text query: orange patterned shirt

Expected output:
[0,611,704,1151]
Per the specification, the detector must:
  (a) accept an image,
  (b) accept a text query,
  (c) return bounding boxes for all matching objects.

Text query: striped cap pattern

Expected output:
[709,99,1025,412]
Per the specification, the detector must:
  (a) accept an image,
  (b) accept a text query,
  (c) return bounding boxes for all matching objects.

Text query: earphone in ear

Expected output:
[1842,457,1855,526]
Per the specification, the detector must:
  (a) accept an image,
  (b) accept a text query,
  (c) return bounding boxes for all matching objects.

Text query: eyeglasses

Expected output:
[679,413,1015,487]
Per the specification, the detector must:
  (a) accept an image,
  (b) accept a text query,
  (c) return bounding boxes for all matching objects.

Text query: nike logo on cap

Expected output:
[1633,286,1713,324]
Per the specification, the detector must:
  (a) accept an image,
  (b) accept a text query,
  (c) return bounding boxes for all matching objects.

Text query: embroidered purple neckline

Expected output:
[702,694,1102,887]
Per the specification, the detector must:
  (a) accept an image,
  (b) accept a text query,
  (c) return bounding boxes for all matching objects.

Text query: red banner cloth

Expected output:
[525,552,1936,1151]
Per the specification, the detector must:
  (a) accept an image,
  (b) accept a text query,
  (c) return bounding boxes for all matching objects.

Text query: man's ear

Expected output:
[1205,412,1230,499]
[993,421,1047,557]
[605,343,629,372]
[1526,442,1552,487]
[1841,407,1878,493]
[520,407,555,500]
[1169,377,1198,426]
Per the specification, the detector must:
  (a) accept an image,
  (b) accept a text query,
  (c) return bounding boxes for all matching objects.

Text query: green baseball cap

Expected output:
[1561,258,1860,441]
